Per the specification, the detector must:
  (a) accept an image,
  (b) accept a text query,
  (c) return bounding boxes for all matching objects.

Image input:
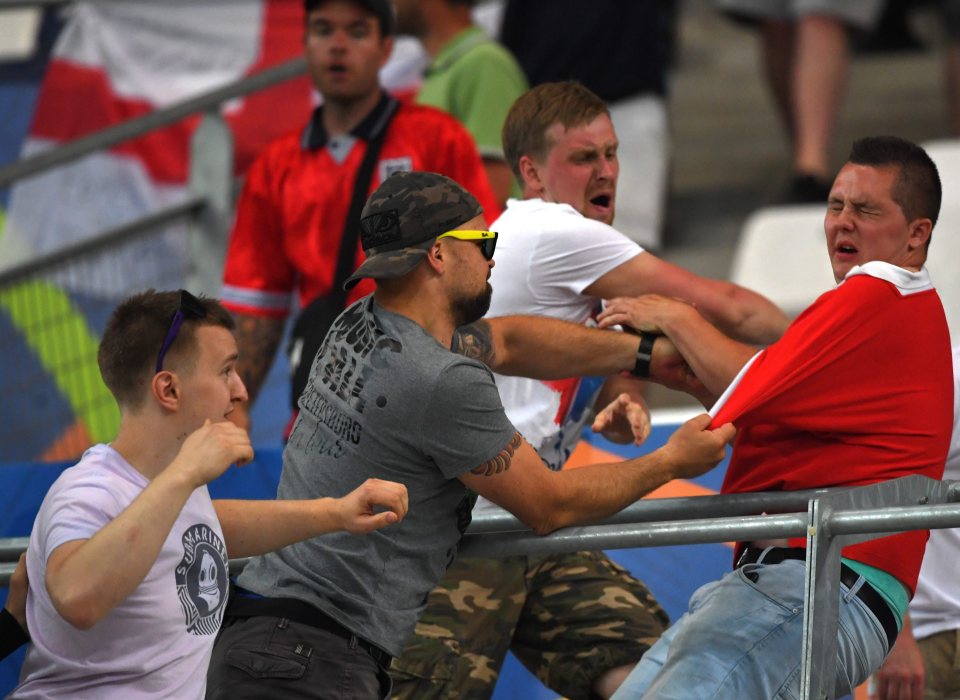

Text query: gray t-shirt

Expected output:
[238,297,517,656]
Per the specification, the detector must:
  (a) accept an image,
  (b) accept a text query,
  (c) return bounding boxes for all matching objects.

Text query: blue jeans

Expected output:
[611,559,890,699]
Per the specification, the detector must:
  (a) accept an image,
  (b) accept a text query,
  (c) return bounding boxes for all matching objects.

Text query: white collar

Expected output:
[841,261,933,296]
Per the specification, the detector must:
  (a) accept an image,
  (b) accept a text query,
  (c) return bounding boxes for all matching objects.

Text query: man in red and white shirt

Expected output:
[601,136,954,699]
[221,0,499,429]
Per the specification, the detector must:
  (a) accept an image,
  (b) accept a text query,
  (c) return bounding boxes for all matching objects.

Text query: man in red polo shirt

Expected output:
[221,0,498,429]
[600,136,954,699]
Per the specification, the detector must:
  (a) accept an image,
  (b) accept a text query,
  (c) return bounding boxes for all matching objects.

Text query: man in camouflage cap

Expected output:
[206,170,734,699]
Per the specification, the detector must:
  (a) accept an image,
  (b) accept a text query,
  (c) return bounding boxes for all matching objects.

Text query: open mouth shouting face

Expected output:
[534,114,619,226]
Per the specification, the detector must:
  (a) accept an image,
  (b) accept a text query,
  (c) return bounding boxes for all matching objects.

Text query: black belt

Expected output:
[226,589,392,667]
[736,547,899,650]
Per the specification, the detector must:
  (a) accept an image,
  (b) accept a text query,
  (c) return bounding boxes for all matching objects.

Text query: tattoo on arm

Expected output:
[471,432,522,476]
[233,313,285,403]
[452,320,496,366]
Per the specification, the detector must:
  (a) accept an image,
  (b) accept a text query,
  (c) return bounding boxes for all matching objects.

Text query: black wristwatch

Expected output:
[631,332,657,378]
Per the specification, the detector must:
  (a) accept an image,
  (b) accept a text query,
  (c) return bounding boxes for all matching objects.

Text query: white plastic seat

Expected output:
[729,204,835,319]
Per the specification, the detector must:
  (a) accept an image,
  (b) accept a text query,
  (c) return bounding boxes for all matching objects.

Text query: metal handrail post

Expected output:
[801,497,843,699]
[186,110,234,296]
[795,475,957,699]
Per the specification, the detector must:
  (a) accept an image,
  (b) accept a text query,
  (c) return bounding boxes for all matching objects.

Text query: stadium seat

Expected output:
[729,204,834,319]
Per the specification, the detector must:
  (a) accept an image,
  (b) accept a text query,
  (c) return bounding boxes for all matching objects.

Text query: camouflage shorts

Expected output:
[389,551,668,700]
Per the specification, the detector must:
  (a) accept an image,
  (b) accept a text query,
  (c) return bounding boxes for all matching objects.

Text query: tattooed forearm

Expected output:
[471,432,522,476]
[233,312,286,403]
[452,319,496,366]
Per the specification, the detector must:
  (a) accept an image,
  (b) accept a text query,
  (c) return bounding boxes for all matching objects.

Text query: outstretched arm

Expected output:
[453,316,639,379]
[585,253,790,345]
[215,478,409,558]
[460,414,736,535]
[453,315,715,404]
[45,421,252,630]
[599,296,757,398]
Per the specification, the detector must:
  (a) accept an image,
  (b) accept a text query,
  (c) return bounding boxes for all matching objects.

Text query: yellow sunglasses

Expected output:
[436,230,498,260]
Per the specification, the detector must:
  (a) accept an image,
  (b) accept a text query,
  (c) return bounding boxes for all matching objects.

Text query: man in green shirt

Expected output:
[395,0,527,206]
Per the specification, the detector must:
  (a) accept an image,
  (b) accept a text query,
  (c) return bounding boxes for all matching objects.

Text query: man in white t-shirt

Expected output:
[871,344,960,700]
[391,82,790,700]
[11,289,408,700]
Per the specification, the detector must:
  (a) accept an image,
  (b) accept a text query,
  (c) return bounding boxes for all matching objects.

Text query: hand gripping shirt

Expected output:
[486,198,642,470]
[237,297,518,656]
[221,94,501,318]
[13,444,228,700]
[711,262,953,594]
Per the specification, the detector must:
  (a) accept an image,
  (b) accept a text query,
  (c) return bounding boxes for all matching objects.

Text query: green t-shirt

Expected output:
[416,26,528,165]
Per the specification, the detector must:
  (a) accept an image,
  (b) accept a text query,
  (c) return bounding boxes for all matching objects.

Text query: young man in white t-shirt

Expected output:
[11,289,408,700]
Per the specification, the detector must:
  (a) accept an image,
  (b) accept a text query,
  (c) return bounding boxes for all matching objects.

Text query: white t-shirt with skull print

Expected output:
[14,444,228,699]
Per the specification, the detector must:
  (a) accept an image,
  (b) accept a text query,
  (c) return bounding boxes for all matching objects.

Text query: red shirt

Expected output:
[222,93,501,317]
[711,264,953,594]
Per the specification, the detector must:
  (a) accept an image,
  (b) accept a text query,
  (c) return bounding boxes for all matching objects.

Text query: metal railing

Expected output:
[2,476,959,699]
[0,56,306,189]
[0,45,308,461]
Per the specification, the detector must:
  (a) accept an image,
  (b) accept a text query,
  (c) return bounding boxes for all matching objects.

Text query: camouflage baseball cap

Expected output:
[343,171,483,290]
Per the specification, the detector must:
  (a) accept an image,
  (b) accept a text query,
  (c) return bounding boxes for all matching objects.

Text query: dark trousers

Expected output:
[206,615,392,700]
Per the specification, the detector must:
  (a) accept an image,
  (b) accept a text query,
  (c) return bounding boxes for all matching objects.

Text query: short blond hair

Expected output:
[502,81,609,180]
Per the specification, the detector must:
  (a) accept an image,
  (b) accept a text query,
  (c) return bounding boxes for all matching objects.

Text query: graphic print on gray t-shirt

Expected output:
[309,298,403,415]
[238,297,518,656]
[291,300,402,461]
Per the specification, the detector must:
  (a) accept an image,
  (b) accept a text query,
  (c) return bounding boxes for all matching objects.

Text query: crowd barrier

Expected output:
[1,432,957,699]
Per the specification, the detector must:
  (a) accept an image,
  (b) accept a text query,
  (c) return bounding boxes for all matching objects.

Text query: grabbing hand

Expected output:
[592,392,651,446]
[598,294,695,334]
[661,414,735,480]
[172,420,254,488]
[336,478,409,534]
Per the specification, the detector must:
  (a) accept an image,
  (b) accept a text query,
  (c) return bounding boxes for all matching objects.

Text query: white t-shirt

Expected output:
[14,444,228,700]
[487,198,642,469]
[908,344,960,640]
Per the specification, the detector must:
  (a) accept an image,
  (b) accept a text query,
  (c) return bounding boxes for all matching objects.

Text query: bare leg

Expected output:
[791,14,849,179]
[761,19,797,140]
